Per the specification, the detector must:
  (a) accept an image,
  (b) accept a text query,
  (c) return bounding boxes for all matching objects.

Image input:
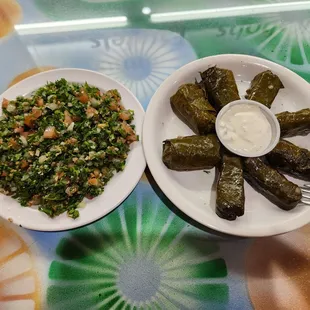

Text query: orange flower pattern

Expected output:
[0,0,22,38]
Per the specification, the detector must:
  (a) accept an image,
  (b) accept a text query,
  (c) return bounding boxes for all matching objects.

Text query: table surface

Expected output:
[1,1,310,309]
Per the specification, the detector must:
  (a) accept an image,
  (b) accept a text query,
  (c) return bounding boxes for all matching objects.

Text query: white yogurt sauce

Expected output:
[218,104,272,154]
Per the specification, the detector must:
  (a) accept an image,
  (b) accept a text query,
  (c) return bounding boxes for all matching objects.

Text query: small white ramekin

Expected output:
[215,99,280,157]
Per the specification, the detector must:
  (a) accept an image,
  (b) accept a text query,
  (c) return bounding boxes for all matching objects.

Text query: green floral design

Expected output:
[48,183,228,309]
[241,12,310,67]
[217,0,310,77]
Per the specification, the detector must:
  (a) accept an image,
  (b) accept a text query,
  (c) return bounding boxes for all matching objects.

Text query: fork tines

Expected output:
[301,184,310,205]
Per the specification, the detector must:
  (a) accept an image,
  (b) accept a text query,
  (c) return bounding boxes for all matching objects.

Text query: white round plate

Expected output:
[0,68,145,231]
[143,54,310,237]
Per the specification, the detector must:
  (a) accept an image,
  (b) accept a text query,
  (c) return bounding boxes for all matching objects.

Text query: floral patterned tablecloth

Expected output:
[0,1,309,309]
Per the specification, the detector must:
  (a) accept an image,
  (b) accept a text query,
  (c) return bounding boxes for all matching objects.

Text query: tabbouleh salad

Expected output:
[0,79,138,219]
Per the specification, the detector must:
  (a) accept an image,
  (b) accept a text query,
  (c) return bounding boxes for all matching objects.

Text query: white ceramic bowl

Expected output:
[216,99,280,157]
[0,68,145,231]
[143,54,310,237]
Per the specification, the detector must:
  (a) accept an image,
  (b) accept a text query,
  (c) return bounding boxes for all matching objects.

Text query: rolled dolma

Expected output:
[276,108,310,137]
[243,157,301,211]
[216,153,245,221]
[266,140,310,181]
[162,135,221,171]
[245,70,284,108]
[170,83,216,135]
[200,66,240,110]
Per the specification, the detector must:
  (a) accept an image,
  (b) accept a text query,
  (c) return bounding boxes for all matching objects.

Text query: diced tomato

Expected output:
[32,107,42,118]
[24,108,42,128]
[1,171,7,177]
[8,138,19,149]
[77,88,89,103]
[121,121,134,135]
[127,134,137,143]
[121,122,137,143]
[37,98,44,107]
[24,115,34,128]
[14,127,24,133]
[43,126,58,139]
[64,110,73,126]
[109,102,119,111]
[119,111,131,121]
[88,178,99,186]
[20,160,29,169]
[2,98,9,109]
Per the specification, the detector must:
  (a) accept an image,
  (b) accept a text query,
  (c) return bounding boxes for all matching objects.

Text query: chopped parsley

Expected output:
[0,79,138,218]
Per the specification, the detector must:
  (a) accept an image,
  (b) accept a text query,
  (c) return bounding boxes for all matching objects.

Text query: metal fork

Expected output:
[301,184,310,204]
